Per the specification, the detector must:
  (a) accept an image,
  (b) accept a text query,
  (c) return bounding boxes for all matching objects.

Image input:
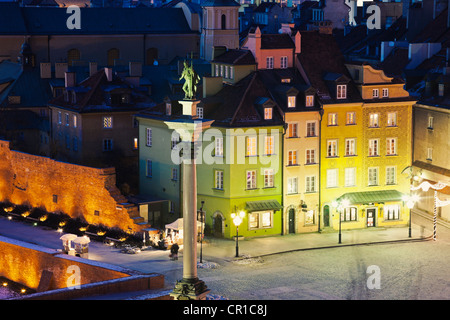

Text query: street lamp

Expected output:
[411,181,448,241]
[332,199,349,244]
[198,201,205,264]
[402,194,419,238]
[231,211,245,258]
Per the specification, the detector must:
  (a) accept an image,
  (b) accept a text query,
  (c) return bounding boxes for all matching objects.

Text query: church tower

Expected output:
[200,0,240,61]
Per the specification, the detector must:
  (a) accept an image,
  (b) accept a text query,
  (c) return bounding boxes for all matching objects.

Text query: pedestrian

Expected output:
[170,242,179,260]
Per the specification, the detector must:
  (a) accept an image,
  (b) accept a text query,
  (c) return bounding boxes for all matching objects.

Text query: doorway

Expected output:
[366,208,376,227]
[213,211,224,238]
[288,208,295,234]
[323,205,330,227]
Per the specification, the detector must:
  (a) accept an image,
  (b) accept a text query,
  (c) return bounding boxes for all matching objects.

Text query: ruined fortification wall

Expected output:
[0,140,139,232]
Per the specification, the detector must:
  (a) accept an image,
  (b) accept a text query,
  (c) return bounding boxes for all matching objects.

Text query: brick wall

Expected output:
[0,140,140,232]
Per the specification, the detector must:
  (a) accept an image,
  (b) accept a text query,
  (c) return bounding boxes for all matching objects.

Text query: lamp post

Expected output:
[411,181,448,241]
[332,199,349,244]
[231,211,245,258]
[402,194,419,238]
[198,201,205,264]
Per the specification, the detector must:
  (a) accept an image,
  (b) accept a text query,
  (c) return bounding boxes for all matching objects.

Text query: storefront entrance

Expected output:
[366,208,376,227]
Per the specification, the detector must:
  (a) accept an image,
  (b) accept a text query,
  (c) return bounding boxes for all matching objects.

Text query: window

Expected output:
[427,148,433,161]
[171,168,178,181]
[306,149,316,164]
[57,111,62,125]
[368,139,379,156]
[346,112,356,125]
[220,65,224,77]
[337,84,347,99]
[385,205,399,220]
[280,56,288,69]
[288,123,298,138]
[65,134,70,149]
[428,116,434,129]
[328,113,338,126]
[73,115,77,128]
[345,167,356,187]
[306,95,314,107]
[386,166,396,185]
[305,210,315,225]
[249,211,272,230]
[288,150,297,166]
[65,113,70,126]
[221,14,226,30]
[382,88,389,98]
[387,112,397,126]
[327,169,338,188]
[345,138,356,156]
[146,128,152,147]
[288,96,296,108]
[197,107,204,119]
[342,207,357,222]
[103,139,113,151]
[246,170,257,189]
[327,140,338,157]
[266,56,274,69]
[247,137,257,156]
[171,133,180,150]
[215,137,223,157]
[372,89,379,98]
[306,121,316,137]
[169,202,175,213]
[264,136,274,155]
[386,138,397,155]
[264,169,274,188]
[439,84,444,96]
[146,159,152,177]
[133,137,138,150]
[215,64,219,77]
[287,177,298,194]
[305,176,316,193]
[368,167,379,186]
[73,137,78,152]
[103,116,113,129]
[166,103,171,116]
[264,108,272,120]
[224,65,229,79]
[369,113,379,128]
[215,170,224,190]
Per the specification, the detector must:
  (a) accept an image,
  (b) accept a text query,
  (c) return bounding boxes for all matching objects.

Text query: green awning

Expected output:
[245,200,282,212]
[336,190,405,205]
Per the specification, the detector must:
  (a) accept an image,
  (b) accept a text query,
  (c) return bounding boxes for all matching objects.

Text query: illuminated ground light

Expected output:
[0,277,35,298]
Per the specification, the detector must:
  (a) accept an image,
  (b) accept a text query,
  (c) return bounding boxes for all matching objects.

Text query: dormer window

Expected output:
[71,91,77,104]
[166,102,171,116]
[264,107,273,120]
[288,96,296,108]
[197,107,204,119]
[372,89,379,98]
[337,84,347,99]
[306,95,314,107]
[439,84,444,97]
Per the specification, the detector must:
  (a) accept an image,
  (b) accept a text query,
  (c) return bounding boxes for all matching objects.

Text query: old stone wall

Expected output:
[0,140,140,232]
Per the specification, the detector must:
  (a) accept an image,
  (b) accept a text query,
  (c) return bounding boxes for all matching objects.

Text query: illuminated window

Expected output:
[306,95,314,107]
[386,166,396,185]
[337,84,347,99]
[133,137,138,150]
[246,170,257,189]
[264,107,272,120]
[305,176,316,193]
[345,167,356,187]
[57,111,62,125]
[215,170,224,189]
[288,96,296,108]
[345,138,356,156]
[346,112,356,125]
[428,116,434,129]
[288,123,298,138]
[103,116,113,129]
[264,136,274,155]
[386,138,397,155]
[369,113,379,127]
[342,207,357,221]
[385,205,399,220]
[288,150,297,166]
[327,140,338,157]
[306,121,316,137]
[247,137,257,156]
[249,211,272,230]
[387,112,397,126]
[146,128,152,147]
[368,139,379,156]
[427,148,433,160]
[166,103,171,116]
[306,149,315,164]
[287,177,298,194]
[215,137,223,156]
[264,169,274,188]
[328,113,337,126]
[73,115,77,128]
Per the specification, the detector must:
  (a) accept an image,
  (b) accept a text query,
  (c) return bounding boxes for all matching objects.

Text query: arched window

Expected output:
[107,48,120,66]
[146,48,158,66]
[67,48,80,66]
[221,14,226,30]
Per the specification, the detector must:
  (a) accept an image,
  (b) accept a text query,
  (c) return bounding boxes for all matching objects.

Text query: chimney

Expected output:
[212,46,227,60]
[55,62,68,78]
[65,71,76,88]
[202,76,223,98]
[294,31,301,54]
[105,68,113,82]
[129,61,142,77]
[40,62,51,79]
[89,62,97,77]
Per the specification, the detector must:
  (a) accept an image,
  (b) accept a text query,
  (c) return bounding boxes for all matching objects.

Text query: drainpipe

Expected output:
[318,107,324,233]
[281,119,287,235]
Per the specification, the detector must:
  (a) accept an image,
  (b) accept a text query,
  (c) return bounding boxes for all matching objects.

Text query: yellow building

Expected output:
[320,62,417,231]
